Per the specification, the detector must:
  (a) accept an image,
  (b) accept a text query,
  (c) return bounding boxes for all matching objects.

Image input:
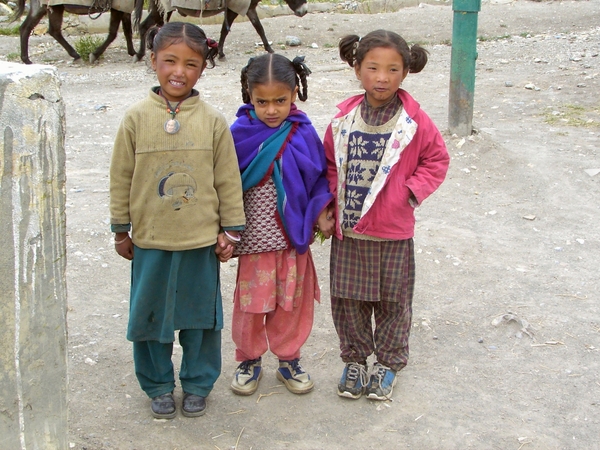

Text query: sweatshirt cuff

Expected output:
[111,223,131,233]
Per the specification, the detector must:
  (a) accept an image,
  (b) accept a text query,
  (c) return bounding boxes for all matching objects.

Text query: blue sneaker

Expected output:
[337,362,369,399]
[277,358,314,394]
[231,358,262,395]
[366,362,397,401]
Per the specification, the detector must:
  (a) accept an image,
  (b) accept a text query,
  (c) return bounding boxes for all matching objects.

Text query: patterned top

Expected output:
[234,178,289,256]
[342,100,403,239]
[360,94,403,126]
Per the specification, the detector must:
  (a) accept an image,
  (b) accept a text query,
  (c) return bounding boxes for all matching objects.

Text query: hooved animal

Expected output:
[133,0,308,61]
[12,0,137,64]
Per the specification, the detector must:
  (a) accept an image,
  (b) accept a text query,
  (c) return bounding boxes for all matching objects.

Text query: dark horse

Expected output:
[13,0,137,64]
[134,0,308,61]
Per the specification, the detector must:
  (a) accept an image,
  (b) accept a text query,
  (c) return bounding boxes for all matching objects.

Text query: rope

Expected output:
[89,0,113,20]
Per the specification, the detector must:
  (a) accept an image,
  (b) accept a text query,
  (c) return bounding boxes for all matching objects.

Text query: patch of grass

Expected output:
[5,52,20,62]
[0,25,20,36]
[544,104,600,128]
[478,34,511,42]
[323,43,335,48]
[74,35,104,61]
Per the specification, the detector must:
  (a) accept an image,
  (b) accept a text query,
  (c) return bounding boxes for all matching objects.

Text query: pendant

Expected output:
[164,119,180,134]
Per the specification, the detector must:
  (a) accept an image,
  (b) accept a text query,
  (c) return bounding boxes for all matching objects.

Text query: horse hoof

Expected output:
[132,55,141,63]
[89,54,97,64]
[218,54,226,61]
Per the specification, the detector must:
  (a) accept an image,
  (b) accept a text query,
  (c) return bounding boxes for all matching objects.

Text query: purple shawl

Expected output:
[231,104,333,254]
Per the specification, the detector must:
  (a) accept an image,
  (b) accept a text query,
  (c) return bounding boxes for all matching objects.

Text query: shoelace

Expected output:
[238,358,260,375]
[347,363,368,387]
[370,363,394,400]
[289,359,305,375]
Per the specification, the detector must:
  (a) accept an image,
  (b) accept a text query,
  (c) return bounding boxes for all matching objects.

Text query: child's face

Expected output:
[355,46,408,108]
[151,42,207,103]
[249,82,298,128]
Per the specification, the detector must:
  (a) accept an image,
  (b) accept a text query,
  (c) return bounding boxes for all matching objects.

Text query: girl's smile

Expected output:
[355,46,408,108]
[151,42,207,103]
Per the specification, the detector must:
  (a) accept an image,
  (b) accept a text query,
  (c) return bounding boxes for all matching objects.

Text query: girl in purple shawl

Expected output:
[229,54,334,396]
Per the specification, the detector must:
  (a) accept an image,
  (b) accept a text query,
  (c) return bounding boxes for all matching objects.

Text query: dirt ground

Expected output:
[2,0,600,448]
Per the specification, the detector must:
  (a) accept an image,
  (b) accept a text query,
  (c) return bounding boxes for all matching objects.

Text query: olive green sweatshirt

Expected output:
[110,88,245,251]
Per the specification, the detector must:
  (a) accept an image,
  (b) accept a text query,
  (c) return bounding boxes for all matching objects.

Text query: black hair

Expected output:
[240,53,312,104]
[338,29,428,74]
[146,22,218,68]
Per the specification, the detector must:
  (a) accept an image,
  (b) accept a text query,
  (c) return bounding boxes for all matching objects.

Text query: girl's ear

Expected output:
[354,64,361,81]
[291,86,299,103]
[150,52,157,71]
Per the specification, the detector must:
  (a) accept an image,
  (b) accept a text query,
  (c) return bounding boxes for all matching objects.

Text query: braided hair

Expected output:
[147,22,219,68]
[338,29,429,74]
[240,53,312,104]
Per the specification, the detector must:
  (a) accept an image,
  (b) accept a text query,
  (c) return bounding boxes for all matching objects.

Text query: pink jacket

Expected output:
[324,89,449,240]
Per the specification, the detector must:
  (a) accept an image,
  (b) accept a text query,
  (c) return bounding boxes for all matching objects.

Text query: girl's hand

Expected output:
[114,233,134,260]
[215,232,236,262]
[316,206,335,239]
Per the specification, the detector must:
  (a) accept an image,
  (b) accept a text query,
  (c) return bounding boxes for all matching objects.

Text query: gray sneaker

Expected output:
[231,358,262,395]
[277,359,314,394]
[366,362,397,401]
[337,362,368,399]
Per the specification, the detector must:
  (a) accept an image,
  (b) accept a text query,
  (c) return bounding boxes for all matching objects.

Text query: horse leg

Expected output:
[217,8,239,60]
[46,6,82,62]
[134,1,164,62]
[122,13,136,57]
[245,6,274,54]
[90,10,122,63]
[19,5,47,64]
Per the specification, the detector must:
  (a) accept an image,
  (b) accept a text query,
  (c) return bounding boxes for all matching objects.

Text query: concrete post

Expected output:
[448,0,481,136]
[1,62,68,449]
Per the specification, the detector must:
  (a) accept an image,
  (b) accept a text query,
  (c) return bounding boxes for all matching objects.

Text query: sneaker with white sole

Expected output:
[337,362,369,399]
[276,359,314,394]
[231,358,262,395]
[365,362,397,401]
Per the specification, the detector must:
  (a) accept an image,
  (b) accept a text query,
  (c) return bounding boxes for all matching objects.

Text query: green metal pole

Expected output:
[449,0,481,136]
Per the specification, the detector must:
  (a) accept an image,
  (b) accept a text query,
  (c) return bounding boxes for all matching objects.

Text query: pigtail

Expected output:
[292,56,311,102]
[338,34,360,67]
[204,38,219,68]
[408,44,429,73]
[146,25,161,52]
[240,58,254,104]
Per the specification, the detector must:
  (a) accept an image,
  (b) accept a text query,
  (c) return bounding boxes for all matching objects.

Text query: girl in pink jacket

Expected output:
[324,29,449,401]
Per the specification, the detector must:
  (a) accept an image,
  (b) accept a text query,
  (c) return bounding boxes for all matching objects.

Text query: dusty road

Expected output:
[2,0,599,448]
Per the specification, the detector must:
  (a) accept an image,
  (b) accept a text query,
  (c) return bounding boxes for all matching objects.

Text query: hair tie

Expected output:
[206,38,218,49]
[292,56,312,76]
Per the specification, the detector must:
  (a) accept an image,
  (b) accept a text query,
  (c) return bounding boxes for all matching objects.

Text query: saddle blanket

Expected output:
[168,0,250,16]
[42,0,135,14]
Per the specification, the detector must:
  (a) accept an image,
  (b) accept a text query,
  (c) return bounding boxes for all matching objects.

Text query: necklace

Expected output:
[159,90,191,134]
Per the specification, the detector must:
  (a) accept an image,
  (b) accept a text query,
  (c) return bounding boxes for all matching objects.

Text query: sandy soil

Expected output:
[2,0,600,448]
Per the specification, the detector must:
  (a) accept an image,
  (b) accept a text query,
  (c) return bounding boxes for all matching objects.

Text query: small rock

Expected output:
[478,338,484,343]
[285,36,302,46]
[505,81,514,87]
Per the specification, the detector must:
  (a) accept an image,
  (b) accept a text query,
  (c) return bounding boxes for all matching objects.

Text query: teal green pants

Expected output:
[133,328,221,398]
